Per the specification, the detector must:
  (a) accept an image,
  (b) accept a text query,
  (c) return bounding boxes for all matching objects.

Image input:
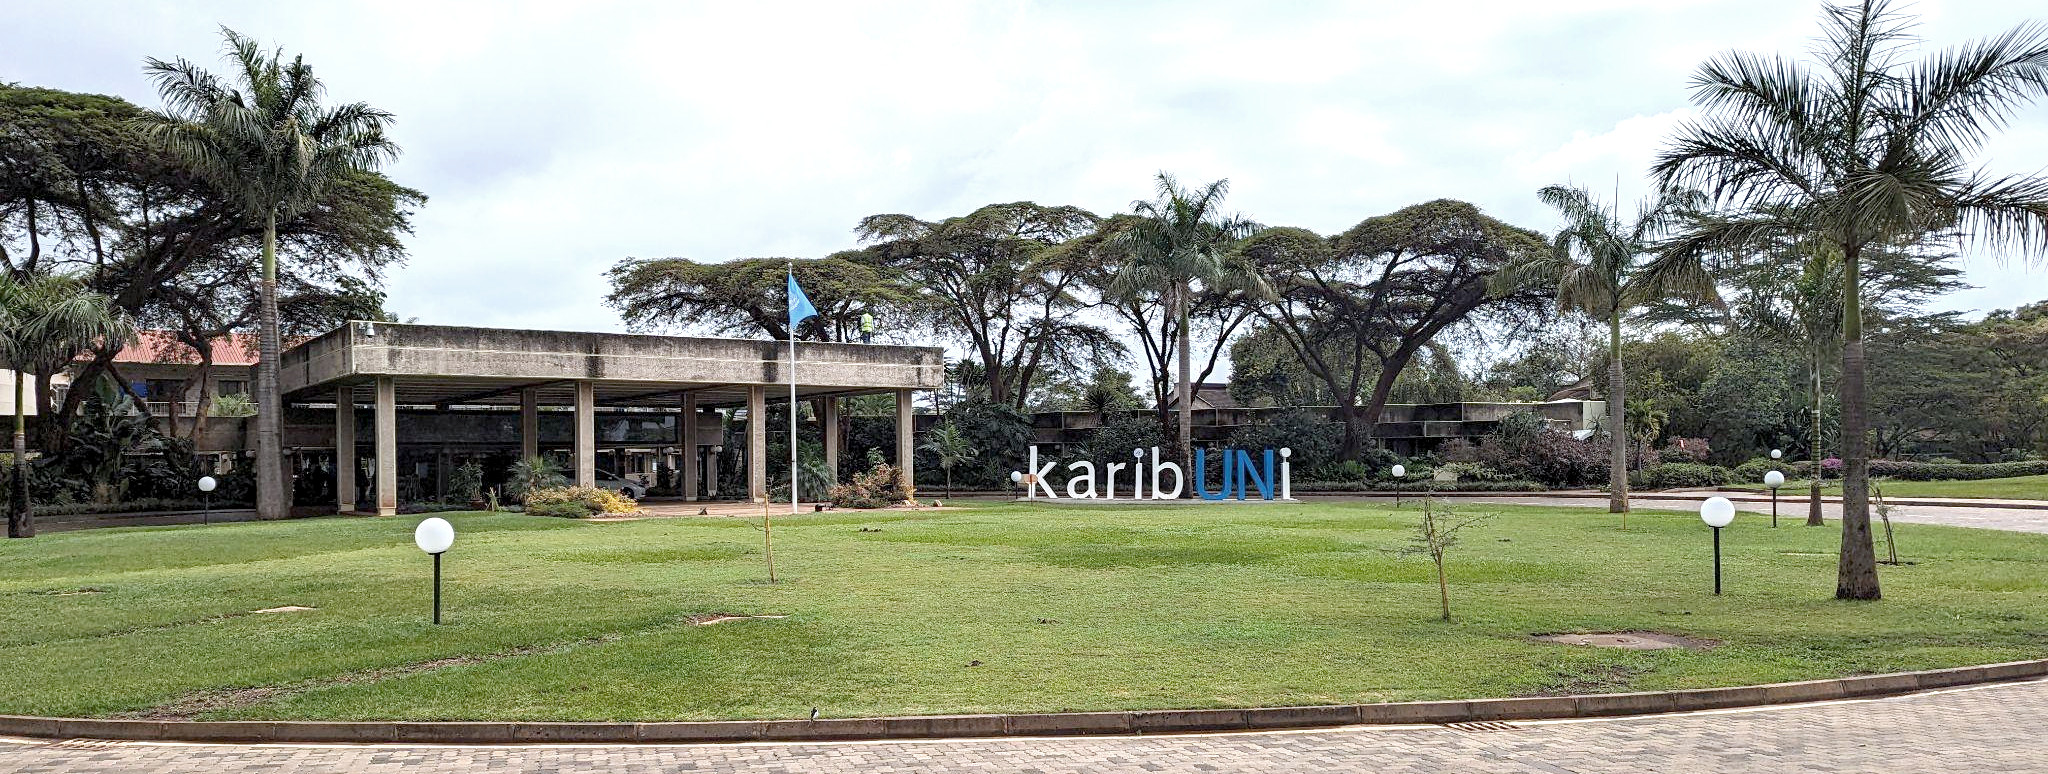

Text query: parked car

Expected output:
[594,469,645,500]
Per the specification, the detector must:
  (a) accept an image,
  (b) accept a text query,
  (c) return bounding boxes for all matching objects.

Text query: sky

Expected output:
[6,0,2046,343]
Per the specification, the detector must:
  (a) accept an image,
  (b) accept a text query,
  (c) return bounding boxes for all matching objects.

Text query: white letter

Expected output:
[1132,448,1146,499]
[1104,462,1126,499]
[1066,460,1098,499]
[1151,446,1184,500]
[1029,446,1057,499]
[1280,447,1293,500]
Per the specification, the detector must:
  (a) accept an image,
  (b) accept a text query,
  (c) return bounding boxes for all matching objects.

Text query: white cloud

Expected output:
[4,0,2045,334]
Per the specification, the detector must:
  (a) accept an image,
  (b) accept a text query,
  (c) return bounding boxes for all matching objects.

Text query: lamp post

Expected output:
[197,475,216,526]
[1770,448,1783,460]
[1700,496,1735,595]
[1390,464,1407,507]
[413,517,455,624]
[1764,470,1785,528]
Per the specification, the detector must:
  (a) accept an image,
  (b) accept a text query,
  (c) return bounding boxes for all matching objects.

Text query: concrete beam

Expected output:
[681,392,698,501]
[575,380,595,488]
[375,377,397,516]
[896,389,915,499]
[747,385,766,502]
[335,386,355,513]
[279,323,945,396]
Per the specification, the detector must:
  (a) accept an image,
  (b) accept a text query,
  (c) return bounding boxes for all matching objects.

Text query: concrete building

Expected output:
[278,322,945,516]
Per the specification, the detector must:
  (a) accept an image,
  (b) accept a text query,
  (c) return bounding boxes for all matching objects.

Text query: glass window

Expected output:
[217,380,248,397]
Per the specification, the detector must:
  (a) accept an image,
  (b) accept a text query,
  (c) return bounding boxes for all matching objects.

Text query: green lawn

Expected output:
[4,500,2047,722]
[1728,475,2048,500]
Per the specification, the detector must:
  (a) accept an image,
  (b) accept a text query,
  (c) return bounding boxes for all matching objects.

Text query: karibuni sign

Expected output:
[1014,446,1295,501]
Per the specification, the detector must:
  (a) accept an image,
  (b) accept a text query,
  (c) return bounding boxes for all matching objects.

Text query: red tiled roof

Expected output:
[104,330,263,366]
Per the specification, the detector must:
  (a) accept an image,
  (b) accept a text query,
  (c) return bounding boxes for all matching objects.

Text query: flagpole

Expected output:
[789,262,800,515]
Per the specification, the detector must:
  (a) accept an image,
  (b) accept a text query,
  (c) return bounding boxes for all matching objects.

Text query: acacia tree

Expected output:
[1505,185,1719,518]
[1110,174,1260,463]
[143,28,402,519]
[1653,0,2048,599]
[1,271,131,538]
[607,254,905,341]
[1241,200,1553,459]
[859,202,1120,409]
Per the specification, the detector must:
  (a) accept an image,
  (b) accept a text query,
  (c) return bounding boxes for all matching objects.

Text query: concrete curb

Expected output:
[3,659,2043,745]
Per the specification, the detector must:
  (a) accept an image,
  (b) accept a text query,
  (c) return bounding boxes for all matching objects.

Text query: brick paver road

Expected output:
[3,679,2042,773]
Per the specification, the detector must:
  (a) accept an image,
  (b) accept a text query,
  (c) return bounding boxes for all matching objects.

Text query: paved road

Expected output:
[2,679,2042,773]
[1437,493,2048,534]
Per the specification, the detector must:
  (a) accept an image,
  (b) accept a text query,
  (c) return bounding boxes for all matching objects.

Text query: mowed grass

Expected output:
[1729,475,2048,500]
[3,500,2048,722]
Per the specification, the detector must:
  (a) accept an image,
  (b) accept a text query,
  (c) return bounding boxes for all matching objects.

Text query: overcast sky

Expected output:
[7,0,2045,340]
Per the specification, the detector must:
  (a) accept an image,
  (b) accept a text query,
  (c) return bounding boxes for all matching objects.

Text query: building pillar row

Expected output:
[335,386,356,513]
[818,396,840,485]
[520,387,539,462]
[747,385,767,502]
[575,380,596,489]
[896,388,915,498]
[681,392,699,501]
[375,376,397,517]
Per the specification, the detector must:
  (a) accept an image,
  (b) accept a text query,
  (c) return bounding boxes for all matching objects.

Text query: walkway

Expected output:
[1428,493,2048,534]
[1,678,2040,772]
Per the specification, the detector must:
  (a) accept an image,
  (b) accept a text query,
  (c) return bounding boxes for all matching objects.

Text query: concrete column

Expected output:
[818,396,840,484]
[374,376,397,517]
[681,392,699,501]
[896,388,915,498]
[706,445,721,498]
[748,385,767,502]
[575,380,596,488]
[519,388,539,461]
[335,386,355,513]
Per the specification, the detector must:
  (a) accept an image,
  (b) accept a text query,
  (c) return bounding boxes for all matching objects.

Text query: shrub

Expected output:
[1660,437,1711,464]
[1731,457,1789,484]
[830,462,907,509]
[447,461,485,503]
[1642,462,1734,489]
[1477,430,1606,488]
[1436,462,1518,483]
[1294,479,1547,493]
[524,486,639,518]
[1868,459,2048,481]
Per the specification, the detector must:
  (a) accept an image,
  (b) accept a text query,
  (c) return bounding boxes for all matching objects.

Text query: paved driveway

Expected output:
[2,679,2041,773]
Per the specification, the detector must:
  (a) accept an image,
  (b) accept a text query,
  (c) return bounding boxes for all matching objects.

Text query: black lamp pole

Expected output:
[1770,489,1778,528]
[1703,528,1720,593]
[428,552,440,626]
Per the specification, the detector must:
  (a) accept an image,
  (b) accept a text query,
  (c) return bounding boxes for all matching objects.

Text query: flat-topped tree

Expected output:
[1240,200,1553,461]
[143,27,402,520]
[1653,0,2048,600]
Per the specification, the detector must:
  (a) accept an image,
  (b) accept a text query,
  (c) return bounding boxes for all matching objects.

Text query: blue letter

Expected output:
[1238,449,1274,500]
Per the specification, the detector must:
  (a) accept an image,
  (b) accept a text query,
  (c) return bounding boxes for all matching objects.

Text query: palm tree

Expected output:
[1654,0,2048,599]
[1,272,133,538]
[1788,247,1845,527]
[1514,185,1719,524]
[143,28,400,520]
[1113,173,1259,464]
[918,422,977,499]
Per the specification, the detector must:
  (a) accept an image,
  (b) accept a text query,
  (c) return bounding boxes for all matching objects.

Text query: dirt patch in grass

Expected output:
[1533,631,1717,651]
[1529,663,1648,696]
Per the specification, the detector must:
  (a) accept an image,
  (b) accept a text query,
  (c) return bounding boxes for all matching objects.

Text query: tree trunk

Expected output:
[1607,311,1628,518]
[1835,244,1879,600]
[254,215,287,520]
[1174,284,1193,466]
[1807,349,1824,527]
[9,372,31,538]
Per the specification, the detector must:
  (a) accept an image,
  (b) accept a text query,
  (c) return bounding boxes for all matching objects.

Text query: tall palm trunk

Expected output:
[254,214,287,520]
[9,372,30,538]
[1607,310,1628,520]
[1835,244,1879,599]
[1174,283,1193,465]
[1808,350,1825,527]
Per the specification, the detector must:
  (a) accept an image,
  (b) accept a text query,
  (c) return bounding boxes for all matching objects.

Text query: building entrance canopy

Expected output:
[279,322,943,515]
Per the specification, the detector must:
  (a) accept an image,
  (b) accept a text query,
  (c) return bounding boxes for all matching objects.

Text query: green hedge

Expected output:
[1868,459,2048,481]
[1643,463,1734,489]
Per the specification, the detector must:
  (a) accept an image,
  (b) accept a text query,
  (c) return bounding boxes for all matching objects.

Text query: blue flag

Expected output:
[787,271,818,331]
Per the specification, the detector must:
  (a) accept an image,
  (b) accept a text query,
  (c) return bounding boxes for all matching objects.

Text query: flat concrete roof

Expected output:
[278,322,945,409]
